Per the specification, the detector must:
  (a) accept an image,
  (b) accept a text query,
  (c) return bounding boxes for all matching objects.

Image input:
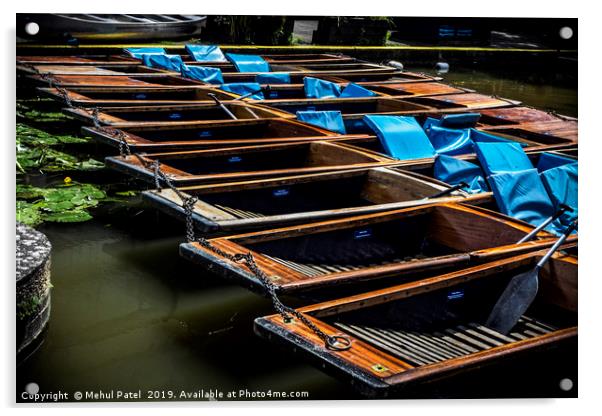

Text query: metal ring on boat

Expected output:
[326,335,352,351]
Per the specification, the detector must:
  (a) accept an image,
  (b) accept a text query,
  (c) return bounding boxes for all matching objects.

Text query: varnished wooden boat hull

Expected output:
[63,102,293,127]
[36,81,468,108]
[178,203,576,295]
[82,119,360,151]
[15,53,355,66]
[254,249,577,397]
[105,141,397,186]
[142,167,492,234]
[16,55,141,65]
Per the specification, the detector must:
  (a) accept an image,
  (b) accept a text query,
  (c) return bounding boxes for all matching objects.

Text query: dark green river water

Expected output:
[16,64,577,401]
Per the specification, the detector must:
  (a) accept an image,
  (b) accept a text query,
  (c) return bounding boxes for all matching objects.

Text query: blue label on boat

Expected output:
[133,93,147,99]
[198,131,212,137]
[269,92,279,98]
[272,188,290,197]
[447,289,465,301]
[168,113,182,120]
[306,106,316,112]
[228,156,242,163]
[353,228,372,240]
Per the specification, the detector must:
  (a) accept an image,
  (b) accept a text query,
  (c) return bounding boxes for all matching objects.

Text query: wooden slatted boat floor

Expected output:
[254,250,577,396]
[179,203,575,294]
[142,167,491,233]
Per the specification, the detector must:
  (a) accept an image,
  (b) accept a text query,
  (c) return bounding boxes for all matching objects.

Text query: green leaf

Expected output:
[16,201,42,227]
[42,210,93,223]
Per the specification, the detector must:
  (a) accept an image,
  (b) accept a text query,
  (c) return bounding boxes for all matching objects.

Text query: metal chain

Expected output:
[146,160,352,351]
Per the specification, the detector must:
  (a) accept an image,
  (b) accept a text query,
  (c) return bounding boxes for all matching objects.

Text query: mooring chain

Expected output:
[147,165,352,351]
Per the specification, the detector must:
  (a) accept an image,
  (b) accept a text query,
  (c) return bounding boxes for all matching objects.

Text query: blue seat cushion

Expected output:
[303,77,342,99]
[427,126,474,156]
[440,113,481,128]
[474,141,534,176]
[433,155,489,194]
[226,53,270,72]
[488,168,556,230]
[219,83,264,100]
[255,73,291,84]
[540,162,578,223]
[339,83,377,98]
[537,152,577,173]
[124,47,166,59]
[142,54,183,71]
[296,111,346,134]
[364,115,437,160]
[185,44,226,62]
[180,64,224,84]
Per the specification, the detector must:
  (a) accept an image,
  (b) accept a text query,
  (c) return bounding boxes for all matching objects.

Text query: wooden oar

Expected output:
[486,219,577,334]
[427,182,469,199]
[207,93,237,120]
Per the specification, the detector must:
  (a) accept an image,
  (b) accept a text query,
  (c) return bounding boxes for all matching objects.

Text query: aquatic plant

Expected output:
[16,182,107,227]
[16,123,103,173]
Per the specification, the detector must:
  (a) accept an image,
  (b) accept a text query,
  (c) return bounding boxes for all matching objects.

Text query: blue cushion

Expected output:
[219,83,264,100]
[488,168,556,230]
[339,83,377,98]
[423,117,442,131]
[364,115,437,160]
[296,111,346,134]
[255,73,291,84]
[303,77,342,99]
[124,47,166,59]
[180,64,224,84]
[470,129,524,145]
[540,162,578,223]
[474,142,534,176]
[226,53,270,72]
[142,54,183,71]
[440,113,481,128]
[427,126,474,156]
[537,152,577,173]
[433,155,489,194]
[185,44,226,62]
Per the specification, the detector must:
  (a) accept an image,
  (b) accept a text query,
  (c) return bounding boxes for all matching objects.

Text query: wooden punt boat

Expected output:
[403,93,520,111]
[17,64,170,76]
[38,86,240,107]
[15,53,354,66]
[142,167,491,234]
[388,146,578,178]
[178,203,575,295]
[81,118,364,151]
[26,69,412,87]
[26,74,208,88]
[254,248,577,397]
[481,120,578,144]
[63,102,292,128]
[105,141,397,186]
[37,81,464,108]
[221,71,431,84]
[477,107,576,125]
[16,55,140,66]
[253,95,517,132]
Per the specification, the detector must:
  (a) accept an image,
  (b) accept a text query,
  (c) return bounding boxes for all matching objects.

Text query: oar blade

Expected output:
[486,268,540,334]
